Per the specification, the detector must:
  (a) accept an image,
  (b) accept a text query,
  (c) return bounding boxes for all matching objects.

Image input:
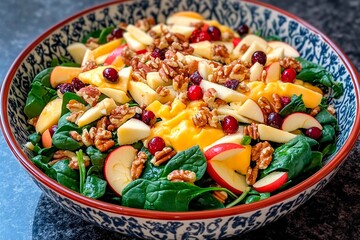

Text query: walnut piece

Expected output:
[280,57,302,72]
[309,106,321,117]
[150,147,177,166]
[76,86,101,107]
[108,104,136,131]
[192,106,219,128]
[246,164,259,185]
[252,141,274,170]
[212,190,228,204]
[66,99,87,123]
[93,127,115,152]
[131,151,148,180]
[243,123,259,140]
[82,60,98,72]
[167,169,196,183]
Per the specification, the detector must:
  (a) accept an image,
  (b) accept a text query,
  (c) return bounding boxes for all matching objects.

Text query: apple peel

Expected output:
[253,171,288,193]
[204,143,244,161]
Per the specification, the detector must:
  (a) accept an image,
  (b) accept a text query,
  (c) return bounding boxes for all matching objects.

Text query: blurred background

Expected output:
[0,0,359,239]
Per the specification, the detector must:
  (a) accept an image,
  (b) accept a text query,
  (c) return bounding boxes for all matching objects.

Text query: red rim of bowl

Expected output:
[1,0,359,221]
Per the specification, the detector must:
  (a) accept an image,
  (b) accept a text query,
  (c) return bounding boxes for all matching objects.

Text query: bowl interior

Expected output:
[1,0,359,216]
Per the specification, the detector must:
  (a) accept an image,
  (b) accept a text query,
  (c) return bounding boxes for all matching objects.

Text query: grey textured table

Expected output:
[0,0,359,239]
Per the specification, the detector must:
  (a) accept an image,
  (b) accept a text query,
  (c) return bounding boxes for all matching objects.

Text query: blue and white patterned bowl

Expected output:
[1,0,359,239]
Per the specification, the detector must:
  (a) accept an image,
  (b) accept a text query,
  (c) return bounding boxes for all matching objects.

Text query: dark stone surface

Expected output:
[0,0,359,239]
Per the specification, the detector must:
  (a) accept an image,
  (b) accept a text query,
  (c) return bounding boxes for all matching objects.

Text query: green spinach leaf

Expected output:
[82,175,107,199]
[61,92,87,117]
[319,125,336,143]
[279,94,306,117]
[138,147,165,180]
[32,68,53,88]
[315,109,338,125]
[82,29,102,44]
[28,132,41,145]
[46,160,79,192]
[85,146,107,171]
[98,27,115,44]
[31,155,52,172]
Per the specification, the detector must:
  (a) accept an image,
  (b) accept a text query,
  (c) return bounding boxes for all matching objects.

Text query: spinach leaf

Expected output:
[38,146,57,156]
[32,68,53,88]
[322,141,337,156]
[189,192,224,210]
[82,175,107,199]
[28,132,41,145]
[31,155,52,172]
[51,56,80,67]
[61,92,87,117]
[296,57,344,98]
[122,179,232,211]
[138,147,165,180]
[160,145,207,180]
[77,150,86,193]
[85,146,107,171]
[319,125,335,143]
[262,136,312,179]
[244,189,270,204]
[52,113,82,151]
[98,27,115,44]
[265,35,282,41]
[46,160,80,192]
[315,109,338,125]
[302,151,323,173]
[279,94,306,117]
[82,29,102,44]
[24,81,57,119]
[241,135,252,145]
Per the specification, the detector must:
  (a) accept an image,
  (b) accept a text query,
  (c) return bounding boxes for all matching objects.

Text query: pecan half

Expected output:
[150,147,177,166]
[246,164,259,185]
[107,104,137,131]
[131,151,148,180]
[192,106,219,128]
[280,57,302,72]
[252,141,274,169]
[66,99,87,123]
[167,169,196,183]
[76,86,101,107]
[212,190,228,204]
[93,127,115,152]
[243,123,259,140]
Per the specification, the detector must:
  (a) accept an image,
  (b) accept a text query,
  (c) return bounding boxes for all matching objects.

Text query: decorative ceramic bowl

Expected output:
[1,0,359,239]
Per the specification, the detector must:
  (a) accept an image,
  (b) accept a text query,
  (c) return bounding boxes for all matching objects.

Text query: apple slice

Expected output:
[77,98,117,127]
[216,106,252,123]
[104,44,127,66]
[35,98,63,134]
[166,15,202,26]
[170,25,195,38]
[41,128,53,148]
[128,80,158,106]
[265,47,284,66]
[98,88,131,104]
[240,42,268,63]
[117,118,151,145]
[249,62,264,81]
[268,41,300,58]
[146,72,171,90]
[232,34,268,59]
[204,129,244,151]
[190,41,213,59]
[199,80,248,103]
[50,66,82,88]
[253,171,288,193]
[92,39,122,59]
[281,112,323,132]
[204,143,244,161]
[236,99,265,123]
[265,61,281,82]
[123,32,146,51]
[104,145,138,196]
[207,160,248,194]
[66,42,88,64]
[258,124,296,143]
[81,49,95,67]
[198,60,213,80]
[126,24,154,45]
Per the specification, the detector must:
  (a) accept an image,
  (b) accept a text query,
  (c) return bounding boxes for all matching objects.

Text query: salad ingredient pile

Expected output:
[24,11,343,211]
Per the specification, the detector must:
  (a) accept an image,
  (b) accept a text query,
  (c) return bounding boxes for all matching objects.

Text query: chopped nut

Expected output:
[93,127,115,152]
[76,86,101,107]
[69,131,82,142]
[212,44,230,64]
[68,154,90,170]
[280,57,302,72]
[65,99,87,123]
[272,94,283,113]
[173,75,189,92]
[96,116,110,129]
[252,141,274,169]
[258,97,274,115]
[246,164,259,185]
[167,169,196,183]
[131,151,148,180]
[108,104,136,131]
[192,106,219,128]
[81,128,94,147]
[135,17,155,32]
[243,123,259,140]
[150,147,177,166]
[212,190,228,204]
[203,88,217,109]
[309,106,321,117]
[66,111,85,123]
[156,86,170,97]
[82,60,98,72]
[327,105,336,115]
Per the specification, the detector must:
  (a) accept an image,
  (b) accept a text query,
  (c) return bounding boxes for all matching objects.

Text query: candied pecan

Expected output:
[68,153,91,170]
[246,165,259,185]
[93,127,115,152]
[85,37,99,50]
[252,141,274,170]
[192,106,219,128]
[156,86,170,97]
[212,190,228,204]
[82,60,98,72]
[280,57,302,72]
[107,104,136,131]
[212,44,230,64]
[272,94,283,113]
[238,82,250,93]
[96,116,110,129]
[131,151,147,180]
[135,17,155,32]
[258,97,274,115]
[76,86,101,107]
[150,147,177,166]
[327,105,336,115]
[209,59,250,84]
[81,128,94,147]
[173,75,189,92]
[69,131,82,142]
[309,106,321,117]
[167,169,196,183]
[203,88,217,108]
[243,123,259,140]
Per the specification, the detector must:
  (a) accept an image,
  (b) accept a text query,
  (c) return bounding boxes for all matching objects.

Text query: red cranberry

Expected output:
[267,112,283,129]
[141,110,156,126]
[222,116,239,134]
[148,136,166,155]
[151,47,166,60]
[71,77,86,91]
[111,28,124,39]
[189,29,211,43]
[49,125,58,136]
[207,26,222,41]
[189,71,203,85]
[103,67,119,83]
[251,51,267,65]
[237,24,249,35]
[57,83,74,94]
[281,96,291,106]
[187,85,203,101]
[224,79,240,90]
[281,68,297,83]
[305,127,322,139]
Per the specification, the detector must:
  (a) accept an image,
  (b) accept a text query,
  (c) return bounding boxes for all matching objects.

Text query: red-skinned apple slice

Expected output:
[41,128,52,148]
[265,61,281,82]
[204,143,244,161]
[104,145,138,196]
[281,112,323,132]
[207,160,248,194]
[253,171,288,193]
[268,41,300,58]
[104,44,128,65]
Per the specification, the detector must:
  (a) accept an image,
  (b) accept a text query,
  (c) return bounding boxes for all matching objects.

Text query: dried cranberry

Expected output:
[251,51,267,65]
[281,96,291,106]
[281,68,297,83]
[187,85,203,101]
[207,26,222,41]
[305,127,322,139]
[103,67,119,83]
[189,29,211,43]
[71,77,86,91]
[267,112,283,129]
[151,47,166,60]
[134,112,143,120]
[111,28,124,39]
[222,116,239,134]
[57,83,74,94]
[49,125,58,136]
[224,79,240,90]
[148,136,166,155]
[189,71,203,85]
[237,24,249,35]
[141,110,156,126]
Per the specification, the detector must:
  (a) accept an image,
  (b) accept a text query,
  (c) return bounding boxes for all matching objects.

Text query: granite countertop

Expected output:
[0,0,359,239]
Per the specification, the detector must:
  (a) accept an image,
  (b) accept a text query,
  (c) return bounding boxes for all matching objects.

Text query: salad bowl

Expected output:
[1,0,359,239]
